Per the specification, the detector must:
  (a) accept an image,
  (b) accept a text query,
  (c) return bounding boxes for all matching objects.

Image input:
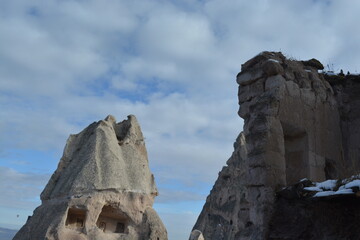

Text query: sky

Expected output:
[1,0,360,239]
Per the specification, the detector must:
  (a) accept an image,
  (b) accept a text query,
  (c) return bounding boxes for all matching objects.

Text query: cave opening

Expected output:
[65,207,86,231]
[96,205,129,234]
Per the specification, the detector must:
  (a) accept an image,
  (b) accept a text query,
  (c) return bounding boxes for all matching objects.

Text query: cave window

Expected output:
[96,205,129,234]
[98,222,106,232]
[115,222,125,233]
[65,208,86,231]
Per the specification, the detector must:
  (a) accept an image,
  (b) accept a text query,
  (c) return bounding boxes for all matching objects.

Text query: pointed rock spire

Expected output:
[14,115,167,240]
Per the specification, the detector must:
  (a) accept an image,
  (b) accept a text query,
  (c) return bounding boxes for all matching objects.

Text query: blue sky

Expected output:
[1,0,360,239]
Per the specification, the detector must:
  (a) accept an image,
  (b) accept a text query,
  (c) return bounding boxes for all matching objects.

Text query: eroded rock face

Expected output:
[329,74,360,178]
[14,115,167,240]
[192,52,359,239]
[189,230,205,240]
[269,177,360,240]
[269,196,360,240]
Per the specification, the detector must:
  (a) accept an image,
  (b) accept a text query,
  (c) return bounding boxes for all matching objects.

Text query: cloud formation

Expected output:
[2,0,360,239]
[0,167,49,209]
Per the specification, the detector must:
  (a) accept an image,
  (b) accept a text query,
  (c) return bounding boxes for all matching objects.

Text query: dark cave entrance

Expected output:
[65,207,87,231]
[96,205,129,234]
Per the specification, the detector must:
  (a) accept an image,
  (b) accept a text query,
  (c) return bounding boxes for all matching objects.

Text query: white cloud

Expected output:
[156,189,206,203]
[0,167,49,209]
[156,211,198,240]
[137,7,216,61]
[2,0,360,237]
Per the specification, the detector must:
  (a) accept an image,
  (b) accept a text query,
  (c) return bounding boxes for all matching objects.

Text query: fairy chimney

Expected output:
[14,115,167,240]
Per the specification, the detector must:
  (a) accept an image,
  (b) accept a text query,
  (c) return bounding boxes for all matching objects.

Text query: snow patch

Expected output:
[267,59,279,63]
[334,189,353,195]
[314,191,335,197]
[297,175,360,198]
[304,186,322,192]
[324,71,336,75]
[316,179,337,191]
[345,180,360,189]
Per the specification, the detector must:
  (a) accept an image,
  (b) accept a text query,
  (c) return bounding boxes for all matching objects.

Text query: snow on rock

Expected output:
[316,179,337,190]
[334,189,354,195]
[314,188,354,198]
[309,176,360,198]
[289,175,360,198]
[267,59,280,63]
[324,71,336,75]
[304,186,323,192]
[314,191,336,197]
[345,179,360,189]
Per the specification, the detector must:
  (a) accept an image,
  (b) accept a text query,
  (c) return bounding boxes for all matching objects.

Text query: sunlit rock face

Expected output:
[191,51,360,239]
[14,115,167,240]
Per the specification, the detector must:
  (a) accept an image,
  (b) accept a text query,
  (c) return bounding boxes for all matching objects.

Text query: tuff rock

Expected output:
[269,176,360,239]
[191,51,360,239]
[14,115,167,240]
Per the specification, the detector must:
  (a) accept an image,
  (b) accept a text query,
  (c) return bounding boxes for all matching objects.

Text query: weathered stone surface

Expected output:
[14,115,167,240]
[285,80,300,98]
[301,58,324,70]
[238,79,265,103]
[269,177,360,240]
[269,196,360,240]
[189,230,205,240]
[263,60,284,77]
[192,51,359,239]
[241,51,284,71]
[236,69,264,86]
[327,74,360,177]
[141,207,168,240]
[265,75,286,91]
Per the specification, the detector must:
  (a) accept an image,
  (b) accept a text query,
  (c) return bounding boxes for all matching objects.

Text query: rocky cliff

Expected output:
[269,176,360,239]
[13,115,167,240]
[191,52,360,239]
[329,73,360,177]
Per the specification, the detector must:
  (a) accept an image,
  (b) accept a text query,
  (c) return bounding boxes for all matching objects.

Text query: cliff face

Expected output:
[14,115,167,240]
[330,74,360,177]
[269,176,360,240]
[269,196,360,240]
[192,52,360,239]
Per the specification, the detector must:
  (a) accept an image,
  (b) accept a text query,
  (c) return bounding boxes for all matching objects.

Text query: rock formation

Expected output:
[328,73,360,175]
[269,176,360,239]
[14,115,167,240]
[191,52,360,239]
[189,230,205,240]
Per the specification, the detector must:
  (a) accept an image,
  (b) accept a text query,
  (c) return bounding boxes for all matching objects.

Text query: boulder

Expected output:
[189,230,205,240]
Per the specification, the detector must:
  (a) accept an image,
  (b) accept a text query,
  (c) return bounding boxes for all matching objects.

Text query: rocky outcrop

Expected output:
[191,52,360,239]
[269,176,360,239]
[189,230,205,240]
[328,73,360,178]
[13,115,167,240]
